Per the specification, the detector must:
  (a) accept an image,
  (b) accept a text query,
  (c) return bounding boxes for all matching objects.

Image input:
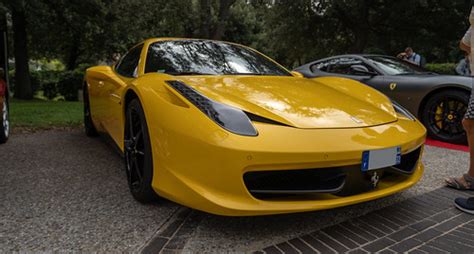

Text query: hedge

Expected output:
[9,64,91,101]
[424,63,457,75]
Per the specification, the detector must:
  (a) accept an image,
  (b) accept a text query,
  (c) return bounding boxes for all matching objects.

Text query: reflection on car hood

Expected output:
[176,75,397,129]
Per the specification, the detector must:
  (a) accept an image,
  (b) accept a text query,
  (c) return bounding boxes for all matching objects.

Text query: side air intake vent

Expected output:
[245,112,290,126]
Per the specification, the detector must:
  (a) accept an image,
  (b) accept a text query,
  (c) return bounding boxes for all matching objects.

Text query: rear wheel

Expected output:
[0,96,9,144]
[124,98,158,203]
[83,83,98,137]
[421,90,469,144]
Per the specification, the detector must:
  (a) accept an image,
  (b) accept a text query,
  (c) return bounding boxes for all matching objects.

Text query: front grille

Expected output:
[243,168,346,195]
[243,146,422,200]
[390,147,422,174]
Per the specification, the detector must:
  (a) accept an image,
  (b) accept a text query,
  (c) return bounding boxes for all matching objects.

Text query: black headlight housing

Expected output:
[392,100,416,121]
[166,80,258,136]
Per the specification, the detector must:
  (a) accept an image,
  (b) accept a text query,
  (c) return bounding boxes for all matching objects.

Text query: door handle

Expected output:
[98,81,104,87]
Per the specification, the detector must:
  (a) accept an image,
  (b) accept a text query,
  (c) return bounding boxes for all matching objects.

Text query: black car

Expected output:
[295,54,473,144]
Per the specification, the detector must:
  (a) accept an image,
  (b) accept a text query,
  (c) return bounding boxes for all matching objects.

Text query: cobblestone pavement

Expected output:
[257,187,474,254]
[0,130,471,252]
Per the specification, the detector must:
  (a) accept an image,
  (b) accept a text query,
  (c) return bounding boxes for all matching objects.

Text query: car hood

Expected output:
[173,75,397,129]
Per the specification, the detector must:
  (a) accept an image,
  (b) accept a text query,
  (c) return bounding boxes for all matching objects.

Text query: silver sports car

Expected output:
[295,55,473,144]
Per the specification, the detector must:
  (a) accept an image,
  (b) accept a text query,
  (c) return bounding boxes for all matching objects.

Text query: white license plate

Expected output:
[361,147,401,171]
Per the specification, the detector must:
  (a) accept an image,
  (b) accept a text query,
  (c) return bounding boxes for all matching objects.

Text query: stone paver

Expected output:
[257,187,474,253]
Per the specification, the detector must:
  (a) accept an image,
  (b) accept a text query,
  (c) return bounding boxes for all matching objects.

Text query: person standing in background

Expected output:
[447,3,474,215]
[456,52,471,76]
[397,47,423,66]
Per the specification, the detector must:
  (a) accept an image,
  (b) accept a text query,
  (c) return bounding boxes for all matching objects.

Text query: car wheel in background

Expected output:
[83,83,98,137]
[124,98,158,203]
[0,96,9,144]
[421,90,469,144]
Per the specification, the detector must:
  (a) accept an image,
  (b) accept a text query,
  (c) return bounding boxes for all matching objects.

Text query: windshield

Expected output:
[365,56,429,75]
[145,40,291,76]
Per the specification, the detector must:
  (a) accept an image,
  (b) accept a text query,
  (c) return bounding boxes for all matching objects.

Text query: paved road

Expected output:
[258,187,474,254]
[0,129,469,252]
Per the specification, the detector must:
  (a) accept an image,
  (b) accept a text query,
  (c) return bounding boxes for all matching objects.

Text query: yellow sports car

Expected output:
[84,38,426,216]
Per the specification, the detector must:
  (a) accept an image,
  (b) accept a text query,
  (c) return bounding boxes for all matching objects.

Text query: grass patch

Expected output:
[9,99,83,128]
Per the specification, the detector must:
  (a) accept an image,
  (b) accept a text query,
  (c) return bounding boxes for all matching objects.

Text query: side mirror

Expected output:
[87,65,127,88]
[350,65,377,76]
[291,71,304,78]
[86,65,115,81]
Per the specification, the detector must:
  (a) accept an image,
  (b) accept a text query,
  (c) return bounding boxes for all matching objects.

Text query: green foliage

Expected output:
[9,67,89,101]
[57,69,85,101]
[3,0,473,92]
[31,59,65,71]
[23,0,197,69]
[9,99,83,128]
[425,63,457,75]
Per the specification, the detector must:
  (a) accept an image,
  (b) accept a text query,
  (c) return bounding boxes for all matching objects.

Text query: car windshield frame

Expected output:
[144,40,292,76]
[364,56,431,75]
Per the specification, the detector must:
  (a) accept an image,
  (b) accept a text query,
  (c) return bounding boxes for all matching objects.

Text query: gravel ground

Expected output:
[0,129,469,252]
[0,130,179,252]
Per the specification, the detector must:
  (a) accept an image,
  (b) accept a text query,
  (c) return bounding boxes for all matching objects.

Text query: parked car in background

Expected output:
[0,72,8,144]
[0,15,9,144]
[295,55,473,144]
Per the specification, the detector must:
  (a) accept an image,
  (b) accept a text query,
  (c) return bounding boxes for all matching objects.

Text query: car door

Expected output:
[376,75,420,107]
[87,68,112,133]
[104,44,143,146]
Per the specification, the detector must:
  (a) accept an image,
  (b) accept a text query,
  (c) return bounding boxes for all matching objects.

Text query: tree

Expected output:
[212,0,237,39]
[198,0,237,39]
[331,0,371,53]
[9,0,32,99]
[4,0,473,98]
[199,0,212,38]
[27,0,196,70]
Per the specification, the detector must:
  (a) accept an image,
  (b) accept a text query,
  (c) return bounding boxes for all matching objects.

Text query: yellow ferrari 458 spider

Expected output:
[84,38,426,216]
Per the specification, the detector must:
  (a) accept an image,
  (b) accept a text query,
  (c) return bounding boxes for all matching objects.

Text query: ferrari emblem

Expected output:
[389,83,397,91]
[371,172,380,188]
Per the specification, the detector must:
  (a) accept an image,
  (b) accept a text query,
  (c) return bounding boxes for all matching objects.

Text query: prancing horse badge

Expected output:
[371,172,380,188]
[389,82,397,91]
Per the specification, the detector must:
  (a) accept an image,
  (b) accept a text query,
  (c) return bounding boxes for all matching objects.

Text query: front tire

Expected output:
[124,98,158,203]
[421,90,469,144]
[0,97,9,144]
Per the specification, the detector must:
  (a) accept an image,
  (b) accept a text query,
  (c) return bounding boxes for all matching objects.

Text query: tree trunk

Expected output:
[212,0,236,40]
[12,6,32,99]
[199,0,211,38]
[66,41,80,71]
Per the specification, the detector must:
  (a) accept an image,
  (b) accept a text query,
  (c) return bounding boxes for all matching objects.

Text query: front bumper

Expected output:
[149,118,426,216]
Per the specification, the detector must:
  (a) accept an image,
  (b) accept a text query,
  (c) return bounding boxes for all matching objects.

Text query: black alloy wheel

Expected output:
[124,98,158,203]
[422,90,469,144]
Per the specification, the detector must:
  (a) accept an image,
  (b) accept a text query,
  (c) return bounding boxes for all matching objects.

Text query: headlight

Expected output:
[166,80,258,136]
[392,100,416,121]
